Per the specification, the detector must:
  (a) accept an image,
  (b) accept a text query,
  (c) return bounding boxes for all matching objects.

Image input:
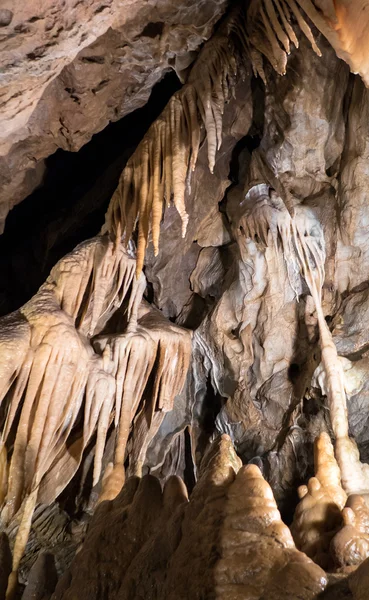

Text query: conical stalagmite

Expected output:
[216,463,327,598]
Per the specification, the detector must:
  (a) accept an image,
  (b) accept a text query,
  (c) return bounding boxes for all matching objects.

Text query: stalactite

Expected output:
[103,2,249,276]
[246,0,369,87]
[246,0,321,79]
[0,237,134,525]
[94,303,192,481]
[297,236,369,500]
[4,1,369,594]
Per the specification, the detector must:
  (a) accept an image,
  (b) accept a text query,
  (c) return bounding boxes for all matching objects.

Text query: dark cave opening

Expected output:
[0,71,181,316]
[228,74,265,186]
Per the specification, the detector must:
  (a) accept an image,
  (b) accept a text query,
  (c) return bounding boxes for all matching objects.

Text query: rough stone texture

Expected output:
[144,35,352,511]
[261,34,349,203]
[0,0,228,230]
[333,290,369,358]
[336,77,369,294]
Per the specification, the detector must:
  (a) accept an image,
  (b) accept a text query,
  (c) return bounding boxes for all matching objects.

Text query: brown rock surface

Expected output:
[349,556,369,600]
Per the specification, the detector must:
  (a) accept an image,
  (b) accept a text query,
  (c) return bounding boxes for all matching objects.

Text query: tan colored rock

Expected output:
[60,475,154,600]
[216,463,327,599]
[330,495,369,568]
[291,433,346,568]
[58,435,240,600]
[116,475,188,600]
[162,434,242,599]
[5,0,369,593]
[49,436,328,600]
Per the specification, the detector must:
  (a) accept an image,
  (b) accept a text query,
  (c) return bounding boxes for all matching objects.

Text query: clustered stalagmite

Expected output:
[1,0,369,599]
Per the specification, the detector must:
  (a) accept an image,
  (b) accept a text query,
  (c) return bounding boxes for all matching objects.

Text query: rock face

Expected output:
[0,0,227,230]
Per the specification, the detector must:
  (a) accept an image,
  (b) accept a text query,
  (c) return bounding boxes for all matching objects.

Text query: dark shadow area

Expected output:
[219,74,265,223]
[183,426,197,494]
[0,71,181,316]
[195,376,224,461]
[227,75,265,186]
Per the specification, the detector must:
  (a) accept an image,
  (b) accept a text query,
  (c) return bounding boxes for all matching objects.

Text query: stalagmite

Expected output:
[54,436,327,600]
[301,255,369,498]
[292,434,369,570]
[330,494,369,568]
[162,434,243,599]
[4,0,369,595]
[291,432,346,568]
[314,432,347,509]
[97,463,126,505]
[216,462,327,598]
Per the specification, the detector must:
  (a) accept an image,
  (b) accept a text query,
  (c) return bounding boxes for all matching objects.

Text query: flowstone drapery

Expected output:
[0,236,191,598]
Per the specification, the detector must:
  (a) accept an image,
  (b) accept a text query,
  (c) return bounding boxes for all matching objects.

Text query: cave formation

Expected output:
[2,0,369,598]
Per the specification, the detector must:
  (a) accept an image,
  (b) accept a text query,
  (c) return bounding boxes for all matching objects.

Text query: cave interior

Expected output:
[2,0,369,599]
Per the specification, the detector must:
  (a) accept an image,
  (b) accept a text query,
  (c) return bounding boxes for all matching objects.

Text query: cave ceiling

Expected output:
[2,1,369,599]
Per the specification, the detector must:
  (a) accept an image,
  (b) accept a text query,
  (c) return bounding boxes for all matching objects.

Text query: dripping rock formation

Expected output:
[2,0,369,598]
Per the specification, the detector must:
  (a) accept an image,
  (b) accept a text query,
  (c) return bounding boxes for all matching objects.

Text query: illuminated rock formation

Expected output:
[2,0,369,598]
